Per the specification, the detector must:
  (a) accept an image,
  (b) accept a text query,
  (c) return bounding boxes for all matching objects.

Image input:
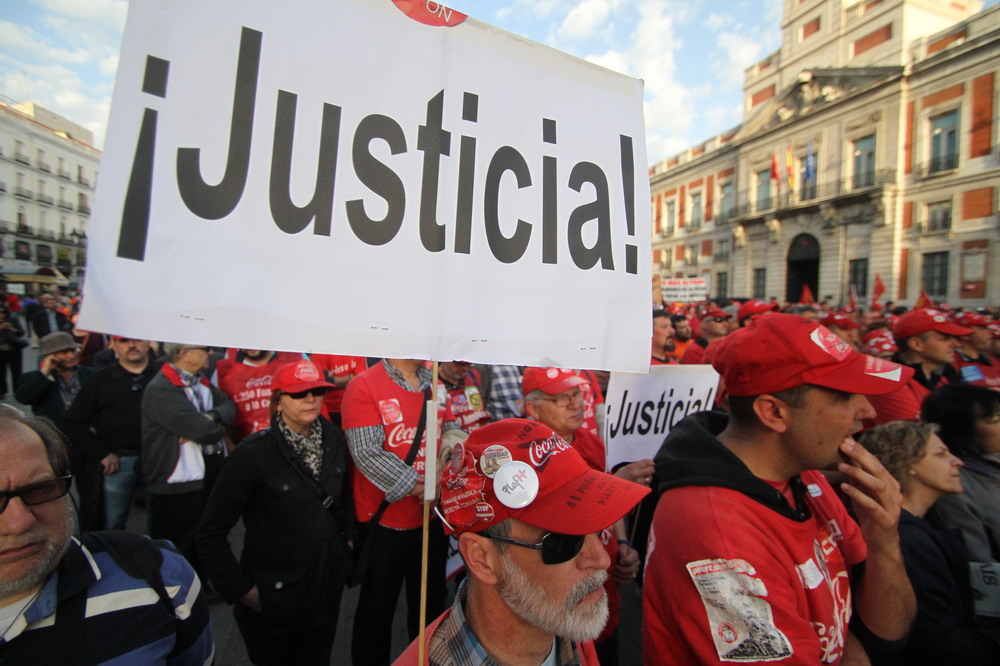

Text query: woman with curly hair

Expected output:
[860,420,1000,665]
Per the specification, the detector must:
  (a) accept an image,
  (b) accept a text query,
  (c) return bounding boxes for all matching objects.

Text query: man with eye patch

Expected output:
[396,418,649,665]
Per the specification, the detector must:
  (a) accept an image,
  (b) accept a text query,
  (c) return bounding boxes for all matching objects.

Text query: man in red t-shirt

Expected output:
[310,353,367,426]
[213,349,302,444]
[645,314,916,665]
[438,361,491,432]
[651,310,678,366]
[341,359,449,666]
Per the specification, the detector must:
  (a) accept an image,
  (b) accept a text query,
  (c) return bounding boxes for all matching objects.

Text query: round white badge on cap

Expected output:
[493,461,539,509]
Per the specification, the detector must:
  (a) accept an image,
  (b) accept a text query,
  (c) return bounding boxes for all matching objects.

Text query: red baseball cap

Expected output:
[522,367,588,396]
[865,335,898,356]
[271,360,334,393]
[700,307,731,320]
[862,329,894,344]
[952,312,990,328]
[711,314,913,397]
[438,419,649,535]
[893,309,972,339]
[737,299,779,324]
[820,313,860,330]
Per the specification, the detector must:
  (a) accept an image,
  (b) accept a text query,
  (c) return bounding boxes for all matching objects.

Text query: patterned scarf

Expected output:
[277,417,324,480]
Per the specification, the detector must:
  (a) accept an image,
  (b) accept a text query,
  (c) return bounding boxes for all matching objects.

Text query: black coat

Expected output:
[196,416,354,629]
[870,510,1000,665]
[31,308,70,337]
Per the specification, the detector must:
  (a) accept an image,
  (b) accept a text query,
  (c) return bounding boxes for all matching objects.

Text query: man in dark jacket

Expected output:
[29,293,71,338]
[142,343,235,581]
[14,331,98,528]
[63,337,160,530]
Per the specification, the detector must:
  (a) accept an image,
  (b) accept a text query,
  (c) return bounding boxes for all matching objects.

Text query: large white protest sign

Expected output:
[78,0,651,372]
[604,365,720,469]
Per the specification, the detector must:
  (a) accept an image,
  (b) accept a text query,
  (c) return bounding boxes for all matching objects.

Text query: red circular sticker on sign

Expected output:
[391,0,467,27]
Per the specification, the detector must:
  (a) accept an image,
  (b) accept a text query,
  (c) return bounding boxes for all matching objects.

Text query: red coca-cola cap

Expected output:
[711,314,913,397]
[271,360,334,393]
[438,419,648,535]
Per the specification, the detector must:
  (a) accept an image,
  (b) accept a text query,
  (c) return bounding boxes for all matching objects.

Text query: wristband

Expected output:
[617,539,632,548]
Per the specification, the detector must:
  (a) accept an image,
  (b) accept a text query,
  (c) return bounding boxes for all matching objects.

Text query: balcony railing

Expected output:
[916,153,959,179]
[730,169,895,218]
[78,175,91,187]
[57,200,74,211]
[36,194,54,206]
[57,169,71,180]
[714,251,731,261]
[0,182,6,193]
[14,187,33,199]
[78,204,91,215]
[37,161,51,173]
[13,152,29,165]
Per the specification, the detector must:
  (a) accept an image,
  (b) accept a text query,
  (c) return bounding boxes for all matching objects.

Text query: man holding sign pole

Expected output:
[342,358,450,666]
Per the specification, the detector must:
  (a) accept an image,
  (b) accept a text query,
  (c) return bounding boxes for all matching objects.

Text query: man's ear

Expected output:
[523,400,537,420]
[459,532,502,586]
[753,395,791,434]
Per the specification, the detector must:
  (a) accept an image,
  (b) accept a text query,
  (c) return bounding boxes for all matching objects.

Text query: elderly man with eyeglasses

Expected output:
[521,367,654,663]
[395,418,649,665]
[0,408,212,663]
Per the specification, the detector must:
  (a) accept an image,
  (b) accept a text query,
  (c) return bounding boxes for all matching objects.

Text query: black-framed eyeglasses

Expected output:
[486,531,586,565]
[284,388,328,400]
[537,389,583,408]
[0,476,72,514]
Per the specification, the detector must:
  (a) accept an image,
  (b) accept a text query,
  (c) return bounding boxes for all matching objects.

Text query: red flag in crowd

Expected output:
[914,290,936,309]
[871,273,886,304]
[800,284,815,304]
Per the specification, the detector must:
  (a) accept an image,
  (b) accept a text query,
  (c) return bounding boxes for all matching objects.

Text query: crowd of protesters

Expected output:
[2,283,1000,665]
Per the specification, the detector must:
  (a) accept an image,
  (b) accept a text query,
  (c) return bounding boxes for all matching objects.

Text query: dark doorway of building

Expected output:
[786,233,819,303]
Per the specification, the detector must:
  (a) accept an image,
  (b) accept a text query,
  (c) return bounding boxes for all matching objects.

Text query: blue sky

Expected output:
[1,0,993,164]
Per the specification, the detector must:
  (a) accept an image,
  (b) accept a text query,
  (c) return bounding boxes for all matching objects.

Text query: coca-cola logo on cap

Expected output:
[294,362,320,381]
[391,0,467,27]
[809,326,852,360]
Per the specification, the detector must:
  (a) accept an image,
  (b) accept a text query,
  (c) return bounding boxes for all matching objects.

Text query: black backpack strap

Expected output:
[49,587,87,665]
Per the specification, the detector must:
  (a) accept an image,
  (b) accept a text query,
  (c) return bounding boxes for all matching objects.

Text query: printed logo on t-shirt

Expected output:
[379,399,404,425]
[685,558,794,662]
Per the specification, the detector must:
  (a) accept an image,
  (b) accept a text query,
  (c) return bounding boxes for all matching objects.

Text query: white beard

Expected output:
[496,551,609,642]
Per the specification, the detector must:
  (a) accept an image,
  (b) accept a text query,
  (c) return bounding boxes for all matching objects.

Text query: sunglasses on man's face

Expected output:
[0,476,72,514]
[284,388,328,400]
[486,531,586,565]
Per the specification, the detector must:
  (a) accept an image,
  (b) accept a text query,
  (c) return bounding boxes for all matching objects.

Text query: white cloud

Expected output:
[35,0,128,27]
[715,29,764,90]
[704,12,733,31]
[555,0,622,44]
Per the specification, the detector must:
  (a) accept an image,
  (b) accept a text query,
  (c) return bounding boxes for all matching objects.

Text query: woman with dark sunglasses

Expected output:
[196,360,355,665]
